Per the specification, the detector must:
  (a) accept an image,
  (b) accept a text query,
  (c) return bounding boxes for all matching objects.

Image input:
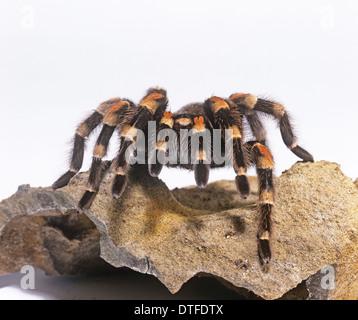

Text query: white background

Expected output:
[0,0,357,299]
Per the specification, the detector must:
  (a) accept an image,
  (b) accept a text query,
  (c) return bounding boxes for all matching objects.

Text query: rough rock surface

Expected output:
[0,185,114,275]
[0,160,357,299]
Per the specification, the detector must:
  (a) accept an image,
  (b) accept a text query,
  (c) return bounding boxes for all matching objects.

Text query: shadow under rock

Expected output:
[0,268,245,300]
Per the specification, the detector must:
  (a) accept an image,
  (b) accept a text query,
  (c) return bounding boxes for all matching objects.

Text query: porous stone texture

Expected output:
[64,160,358,300]
[0,186,113,275]
[0,160,357,299]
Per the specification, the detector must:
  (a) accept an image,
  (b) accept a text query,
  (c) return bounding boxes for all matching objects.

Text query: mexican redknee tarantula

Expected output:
[53,87,314,264]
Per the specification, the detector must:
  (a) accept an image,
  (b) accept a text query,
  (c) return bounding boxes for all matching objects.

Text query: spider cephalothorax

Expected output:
[53,87,313,264]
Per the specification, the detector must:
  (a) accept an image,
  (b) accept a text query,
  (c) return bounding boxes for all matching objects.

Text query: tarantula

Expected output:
[53,87,313,264]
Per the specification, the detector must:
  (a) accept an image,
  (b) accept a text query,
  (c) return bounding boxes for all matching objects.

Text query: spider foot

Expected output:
[77,190,97,213]
[52,171,76,190]
[291,145,314,162]
[112,174,128,199]
[258,239,271,265]
[148,162,164,177]
[235,175,250,199]
[194,163,210,188]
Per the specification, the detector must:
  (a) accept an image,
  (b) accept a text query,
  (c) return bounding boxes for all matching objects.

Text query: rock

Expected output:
[1,160,357,299]
[64,160,358,300]
[0,186,114,276]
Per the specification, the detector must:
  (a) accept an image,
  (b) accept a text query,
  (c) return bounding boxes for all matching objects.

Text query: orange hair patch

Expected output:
[194,116,204,125]
[193,116,205,132]
[209,96,225,103]
[142,93,164,103]
[108,101,129,114]
[103,101,130,126]
[230,93,247,99]
[163,111,173,118]
[255,144,273,163]
[140,93,166,113]
[209,96,229,112]
[107,97,122,103]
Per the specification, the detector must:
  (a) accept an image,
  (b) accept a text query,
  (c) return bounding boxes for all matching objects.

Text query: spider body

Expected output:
[53,87,313,264]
